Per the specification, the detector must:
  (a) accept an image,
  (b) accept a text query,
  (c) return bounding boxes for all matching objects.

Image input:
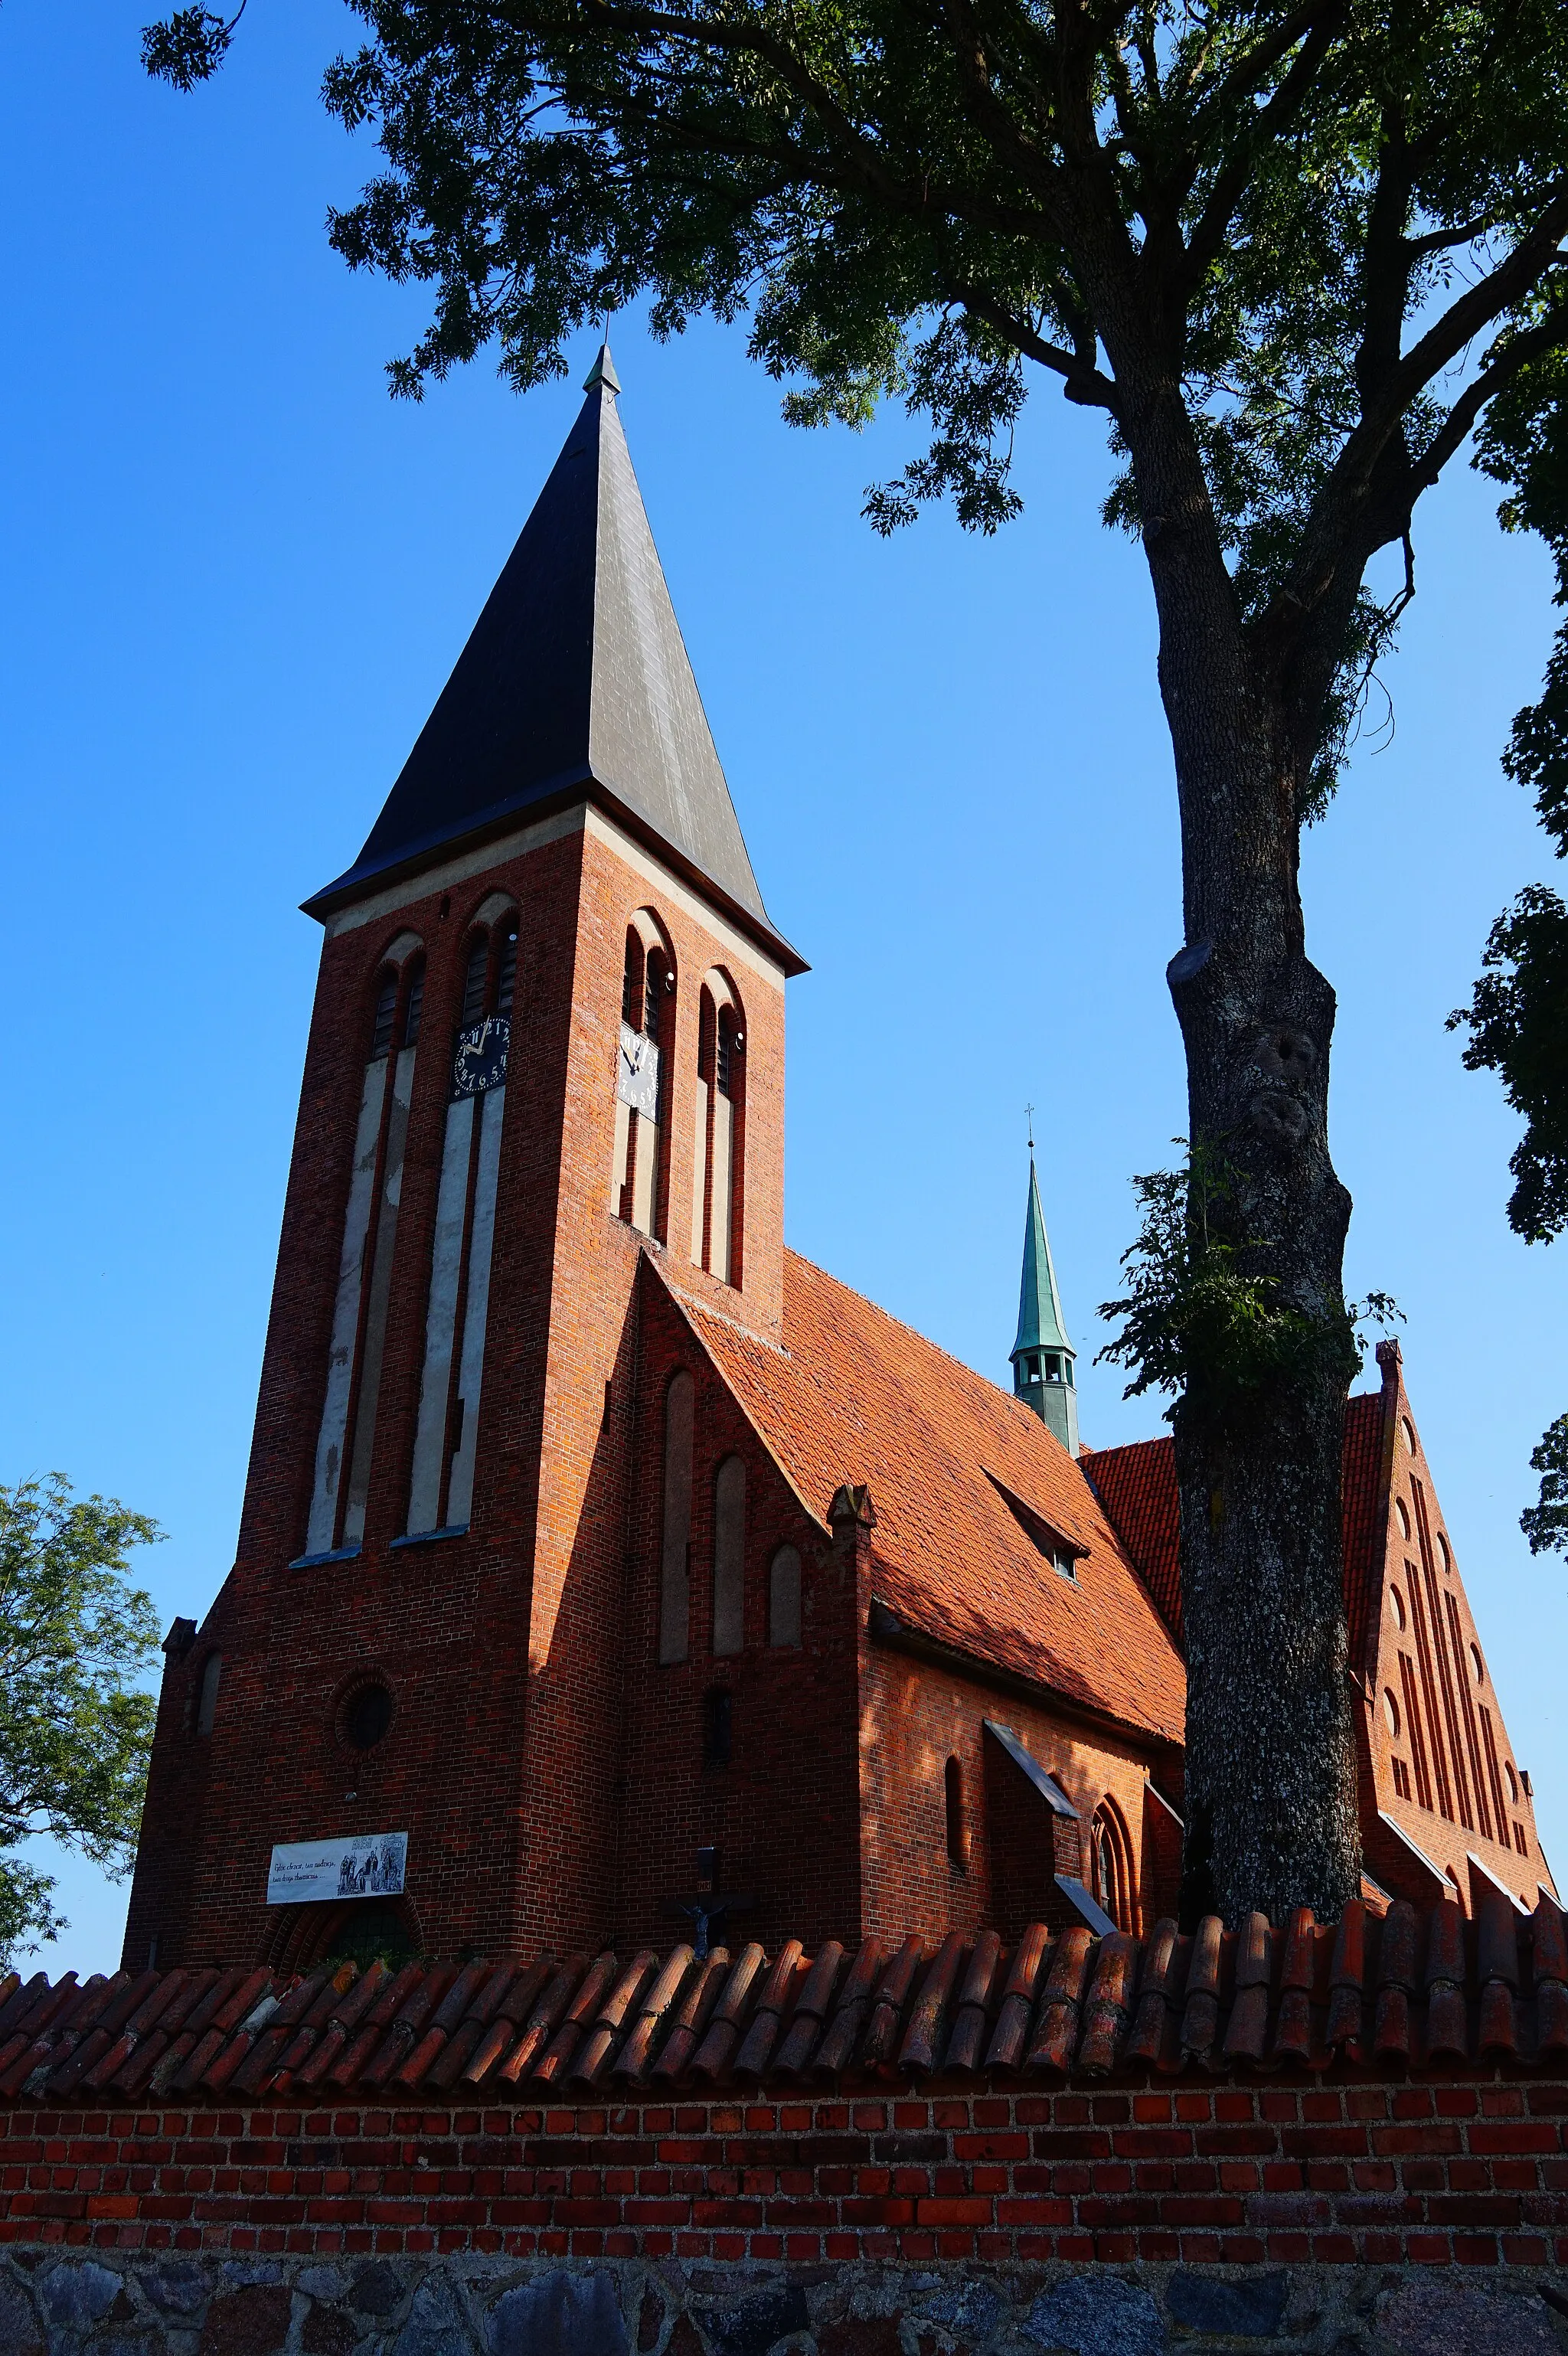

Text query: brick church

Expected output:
[125,348,1554,1978]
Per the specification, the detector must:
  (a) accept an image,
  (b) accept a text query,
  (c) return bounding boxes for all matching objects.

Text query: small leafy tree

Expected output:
[0,1478,164,1962]
[139,0,1568,1921]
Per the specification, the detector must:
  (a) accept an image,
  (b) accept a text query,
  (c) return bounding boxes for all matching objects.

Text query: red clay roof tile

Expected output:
[668,1252,1185,1744]
[10,1891,1568,2099]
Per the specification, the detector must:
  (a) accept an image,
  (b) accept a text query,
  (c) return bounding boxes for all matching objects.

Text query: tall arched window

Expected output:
[301,932,425,1563]
[768,1544,802,1648]
[612,915,674,1240]
[406,898,518,1541]
[945,1756,969,1871]
[712,1454,746,1655]
[692,972,744,1285]
[659,1371,694,1664]
[1091,1799,1136,1933]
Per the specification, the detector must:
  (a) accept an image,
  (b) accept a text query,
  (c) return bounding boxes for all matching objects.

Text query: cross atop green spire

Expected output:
[1011,1156,1079,1452]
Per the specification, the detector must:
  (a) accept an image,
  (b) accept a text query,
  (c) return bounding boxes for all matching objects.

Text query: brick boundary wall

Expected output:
[6,2079,1568,2353]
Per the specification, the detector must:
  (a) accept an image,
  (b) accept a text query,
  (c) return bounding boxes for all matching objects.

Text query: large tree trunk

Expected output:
[1132,390,1364,1927]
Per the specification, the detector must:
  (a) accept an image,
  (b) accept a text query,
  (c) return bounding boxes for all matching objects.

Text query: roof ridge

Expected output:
[783,1248,1056,1430]
[1089,1382,1385,1469]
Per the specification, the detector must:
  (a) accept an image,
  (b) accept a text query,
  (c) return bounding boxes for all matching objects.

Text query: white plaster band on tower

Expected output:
[305,1055,390,1557]
[341,1041,416,1547]
[444,1083,504,1531]
[405,1074,506,1541]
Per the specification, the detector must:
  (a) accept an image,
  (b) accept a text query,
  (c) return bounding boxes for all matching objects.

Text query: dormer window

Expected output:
[985,1470,1087,1582]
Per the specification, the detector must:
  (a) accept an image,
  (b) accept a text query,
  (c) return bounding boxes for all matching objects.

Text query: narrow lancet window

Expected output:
[712,1454,746,1656]
[692,973,743,1284]
[406,904,517,1540]
[302,936,424,1562]
[945,1756,968,1871]
[195,1652,222,1737]
[768,1544,802,1648]
[1091,1800,1134,1932]
[612,918,671,1239]
[659,1371,694,1664]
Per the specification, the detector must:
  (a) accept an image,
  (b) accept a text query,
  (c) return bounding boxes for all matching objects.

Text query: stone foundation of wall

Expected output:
[3,2251,1568,2355]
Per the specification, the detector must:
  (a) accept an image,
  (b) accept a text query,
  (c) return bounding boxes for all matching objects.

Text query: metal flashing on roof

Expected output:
[983,1720,1078,1817]
[1145,1779,1184,1828]
[1054,1875,1117,1936]
[1468,1849,1533,1917]
[1377,1811,1452,1893]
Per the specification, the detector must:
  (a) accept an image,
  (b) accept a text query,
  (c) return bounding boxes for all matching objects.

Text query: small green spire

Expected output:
[583,338,622,394]
[1011,1155,1079,1452]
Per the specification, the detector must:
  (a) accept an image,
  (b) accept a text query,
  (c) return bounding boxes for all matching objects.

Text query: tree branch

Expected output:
[1282,182,1568,613]
[946,277,1121,409]
[1406,211,1503,260]
[1410,304,1568,491]
[1181,4,1345,284]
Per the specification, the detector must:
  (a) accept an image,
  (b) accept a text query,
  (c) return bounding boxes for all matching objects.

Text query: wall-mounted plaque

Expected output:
[266,1830,407,1907]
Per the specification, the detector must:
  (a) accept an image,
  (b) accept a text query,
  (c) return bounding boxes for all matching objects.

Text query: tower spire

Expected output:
[302,329,800,973]
[1011,1153,1079,1452]
[582,336,621,394]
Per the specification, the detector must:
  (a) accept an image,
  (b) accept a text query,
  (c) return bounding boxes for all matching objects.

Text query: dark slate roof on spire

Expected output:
[305,349,799,966]
[1011,1156,1073,1362]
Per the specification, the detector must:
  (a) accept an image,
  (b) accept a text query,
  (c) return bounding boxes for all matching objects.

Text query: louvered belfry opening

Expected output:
[460,933,490,1028]
[495,921,518,1017]
[370,971,398,1058]
[402,956,425,1046]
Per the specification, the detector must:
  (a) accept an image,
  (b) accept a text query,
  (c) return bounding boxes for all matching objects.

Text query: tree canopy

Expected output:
[148,0,1568,819]
[1450,338,1568,1555]
[0,1477,163,1961]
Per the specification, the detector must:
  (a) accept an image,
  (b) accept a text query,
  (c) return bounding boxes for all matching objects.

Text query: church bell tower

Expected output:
[124,347,803,1972]
[1010,1154,1079,1454]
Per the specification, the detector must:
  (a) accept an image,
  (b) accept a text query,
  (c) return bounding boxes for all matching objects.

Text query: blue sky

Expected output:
[2,1,1563,1969]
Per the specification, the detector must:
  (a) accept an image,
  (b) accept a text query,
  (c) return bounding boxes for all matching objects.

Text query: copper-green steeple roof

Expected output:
[1011,1155,1073,1365]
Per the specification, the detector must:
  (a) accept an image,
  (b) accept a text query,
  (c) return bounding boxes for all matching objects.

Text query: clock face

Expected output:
[617,1021,661,1119]
[451,1015,511,1100]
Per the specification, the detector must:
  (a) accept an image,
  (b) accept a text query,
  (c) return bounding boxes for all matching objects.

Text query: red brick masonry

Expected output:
[5,2077,1568,2273]
[5,1893,1568,2270]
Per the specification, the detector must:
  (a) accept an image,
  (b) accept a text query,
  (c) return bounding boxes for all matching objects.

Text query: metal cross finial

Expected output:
[1025,1102,1036,1152]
